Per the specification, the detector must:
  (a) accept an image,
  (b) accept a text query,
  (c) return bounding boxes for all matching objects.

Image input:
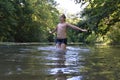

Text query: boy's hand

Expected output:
[81,29,87,32]
[49,31,52,34]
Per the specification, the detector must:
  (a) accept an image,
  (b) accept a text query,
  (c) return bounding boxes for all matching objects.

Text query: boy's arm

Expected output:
[49,26,57,34]
[67,23,87,32]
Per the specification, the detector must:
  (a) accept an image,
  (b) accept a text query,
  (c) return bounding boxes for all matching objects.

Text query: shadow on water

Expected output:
[0,44,120,80]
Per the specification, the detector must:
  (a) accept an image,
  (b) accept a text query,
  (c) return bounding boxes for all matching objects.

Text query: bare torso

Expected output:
[57,22,67,39]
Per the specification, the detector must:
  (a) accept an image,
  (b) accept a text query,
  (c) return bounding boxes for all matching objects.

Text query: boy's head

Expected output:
[60,14,66,22]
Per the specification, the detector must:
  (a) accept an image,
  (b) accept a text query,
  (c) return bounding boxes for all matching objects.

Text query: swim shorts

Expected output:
[55,38,67,45]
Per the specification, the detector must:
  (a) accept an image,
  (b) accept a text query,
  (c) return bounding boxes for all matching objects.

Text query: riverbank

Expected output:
[0,42,120,46]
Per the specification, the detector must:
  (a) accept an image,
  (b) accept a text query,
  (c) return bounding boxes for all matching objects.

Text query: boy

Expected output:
[50,14,87,51]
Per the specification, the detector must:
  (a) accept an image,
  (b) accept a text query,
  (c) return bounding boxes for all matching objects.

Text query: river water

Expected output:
[0,43,120,80]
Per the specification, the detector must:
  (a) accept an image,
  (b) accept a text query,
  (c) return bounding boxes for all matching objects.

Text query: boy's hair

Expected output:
[60,14,66,19]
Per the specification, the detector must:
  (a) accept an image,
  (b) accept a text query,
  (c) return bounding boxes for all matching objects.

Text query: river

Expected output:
[0,43,120,80]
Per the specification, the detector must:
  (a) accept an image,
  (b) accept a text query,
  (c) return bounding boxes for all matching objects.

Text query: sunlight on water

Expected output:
[37,45,89,80]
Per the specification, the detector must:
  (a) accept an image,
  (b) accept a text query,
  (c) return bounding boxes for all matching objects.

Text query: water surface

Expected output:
[0,43,120,80]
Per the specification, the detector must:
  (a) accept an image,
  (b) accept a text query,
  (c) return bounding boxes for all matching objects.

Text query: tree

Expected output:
[0,0,59,42]
[75,0,120,44]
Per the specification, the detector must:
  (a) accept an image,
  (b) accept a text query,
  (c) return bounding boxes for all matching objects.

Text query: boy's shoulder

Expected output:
[58,22,68,25]
[57,22,69,27]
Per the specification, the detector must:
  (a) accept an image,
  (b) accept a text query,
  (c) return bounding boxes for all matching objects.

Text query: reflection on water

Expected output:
[0,44,120,80]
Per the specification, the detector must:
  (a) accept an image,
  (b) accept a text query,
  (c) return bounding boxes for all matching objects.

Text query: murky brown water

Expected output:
[0,43,120,80]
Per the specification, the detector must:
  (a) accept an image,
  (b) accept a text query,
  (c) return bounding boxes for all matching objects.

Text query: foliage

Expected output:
[0,0,59,42]
[75,0,120,44]
[107,22,120,44]
[0,0,120,44]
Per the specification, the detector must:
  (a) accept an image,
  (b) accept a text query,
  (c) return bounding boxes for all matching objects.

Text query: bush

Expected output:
[107,22,120,44]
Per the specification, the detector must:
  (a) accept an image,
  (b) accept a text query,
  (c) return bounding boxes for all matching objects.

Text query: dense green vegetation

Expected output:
[0,0,120,44]
[74,0,120,44]
[0,0,59,42]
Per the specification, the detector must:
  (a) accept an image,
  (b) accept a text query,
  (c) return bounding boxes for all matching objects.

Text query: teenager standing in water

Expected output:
[50,14,87,51]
